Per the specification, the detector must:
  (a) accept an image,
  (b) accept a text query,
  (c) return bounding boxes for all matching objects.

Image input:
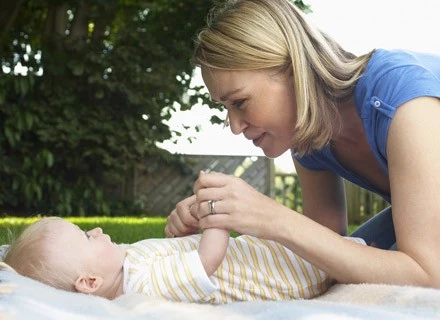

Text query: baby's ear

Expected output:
[75,274,103,294]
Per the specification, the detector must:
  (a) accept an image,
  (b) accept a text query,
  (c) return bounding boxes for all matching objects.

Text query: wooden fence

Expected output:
[108,155,271,217]
[109,155,389,224]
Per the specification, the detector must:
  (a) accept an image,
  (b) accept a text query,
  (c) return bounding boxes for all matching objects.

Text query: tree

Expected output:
[0,0,310,216]
[0,0,216,215]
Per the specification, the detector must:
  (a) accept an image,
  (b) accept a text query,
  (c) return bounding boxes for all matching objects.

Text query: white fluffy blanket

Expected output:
[1,262,440,320]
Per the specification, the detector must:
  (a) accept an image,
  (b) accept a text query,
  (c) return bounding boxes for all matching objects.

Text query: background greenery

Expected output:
[0,0,310,217]
[0,216,167,244]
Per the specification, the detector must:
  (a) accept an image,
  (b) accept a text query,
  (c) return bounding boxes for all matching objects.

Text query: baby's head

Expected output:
[4,217,126,298]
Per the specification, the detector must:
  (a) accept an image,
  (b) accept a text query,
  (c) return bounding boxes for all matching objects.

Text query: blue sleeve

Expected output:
[292,150,327,171]
[369,64,440,161]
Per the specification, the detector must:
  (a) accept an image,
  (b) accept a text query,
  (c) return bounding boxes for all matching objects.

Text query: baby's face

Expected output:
[48,220,126,279]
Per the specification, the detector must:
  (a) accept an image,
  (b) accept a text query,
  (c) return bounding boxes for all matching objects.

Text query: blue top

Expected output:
[293,49,440,203]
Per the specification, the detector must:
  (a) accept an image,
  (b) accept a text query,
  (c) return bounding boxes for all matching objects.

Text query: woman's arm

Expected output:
[277,97,440,287]
[293,159,347,235]
[193,174,416,286]
[384,96,440,287]
[194,96,440,287]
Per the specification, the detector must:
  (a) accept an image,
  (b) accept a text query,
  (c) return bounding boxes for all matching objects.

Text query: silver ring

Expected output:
[208,200,216,215]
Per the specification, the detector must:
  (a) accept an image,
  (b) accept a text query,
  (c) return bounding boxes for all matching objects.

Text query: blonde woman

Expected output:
[165,0,440,288]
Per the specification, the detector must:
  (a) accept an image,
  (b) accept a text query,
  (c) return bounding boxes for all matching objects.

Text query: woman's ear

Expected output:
[75,274,103,294]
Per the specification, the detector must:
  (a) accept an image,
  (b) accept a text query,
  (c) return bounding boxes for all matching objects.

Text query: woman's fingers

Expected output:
[176,195,199,223]
[164,218,176,238]
[192,171,240,220]
[192,171,282,239]
[196,198,226,219]
[165,210,188,237]
[166,212,198,237]
[195,187,225,203]
[198,213,232,231]
[193,171,229,193]
[165,195,199,237]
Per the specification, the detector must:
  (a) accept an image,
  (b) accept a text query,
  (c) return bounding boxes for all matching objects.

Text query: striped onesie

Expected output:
[123,234,365,304]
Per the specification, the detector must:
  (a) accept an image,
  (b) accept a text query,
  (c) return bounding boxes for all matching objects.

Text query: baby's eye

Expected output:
[84,231,90,239]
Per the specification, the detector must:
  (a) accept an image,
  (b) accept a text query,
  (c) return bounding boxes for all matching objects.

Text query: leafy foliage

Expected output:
[0,0,308,216]
[0,0,215,216]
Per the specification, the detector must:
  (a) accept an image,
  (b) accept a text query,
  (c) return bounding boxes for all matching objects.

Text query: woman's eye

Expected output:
[232,99,245,109]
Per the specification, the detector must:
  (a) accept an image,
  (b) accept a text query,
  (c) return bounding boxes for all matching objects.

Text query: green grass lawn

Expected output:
[0,216,168,244]
[0,216,360,245]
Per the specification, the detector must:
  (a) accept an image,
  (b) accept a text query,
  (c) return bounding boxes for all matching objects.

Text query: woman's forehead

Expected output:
[201,67,274,100]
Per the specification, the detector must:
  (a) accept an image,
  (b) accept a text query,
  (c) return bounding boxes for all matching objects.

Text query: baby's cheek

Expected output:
[107,244,122,260]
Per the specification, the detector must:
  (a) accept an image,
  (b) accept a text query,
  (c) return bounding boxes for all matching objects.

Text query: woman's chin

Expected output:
[262,148,285,159]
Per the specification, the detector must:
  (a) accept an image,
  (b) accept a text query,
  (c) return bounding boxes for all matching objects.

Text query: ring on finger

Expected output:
[208,200,216,215]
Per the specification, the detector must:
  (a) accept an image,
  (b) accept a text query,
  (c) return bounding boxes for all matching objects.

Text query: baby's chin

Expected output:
[120,246,128,262]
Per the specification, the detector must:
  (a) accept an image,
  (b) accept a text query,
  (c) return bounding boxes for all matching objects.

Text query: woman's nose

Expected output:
[229,112,247,135]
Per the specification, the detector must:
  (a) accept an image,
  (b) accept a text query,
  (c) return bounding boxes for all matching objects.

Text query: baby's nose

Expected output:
[89,227,103,236]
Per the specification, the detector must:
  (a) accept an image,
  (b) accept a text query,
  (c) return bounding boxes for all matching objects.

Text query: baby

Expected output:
[3,217,365,304]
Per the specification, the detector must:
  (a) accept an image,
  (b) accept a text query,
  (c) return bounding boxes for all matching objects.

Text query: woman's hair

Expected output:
[192,0,375,155]
[4,217,79,292]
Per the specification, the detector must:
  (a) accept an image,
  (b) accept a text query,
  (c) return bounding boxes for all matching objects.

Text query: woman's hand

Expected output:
[193,171,288,239]
[164,194,200,238]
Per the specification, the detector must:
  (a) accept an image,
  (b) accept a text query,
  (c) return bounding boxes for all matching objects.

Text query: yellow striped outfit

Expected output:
[123,235,365,304]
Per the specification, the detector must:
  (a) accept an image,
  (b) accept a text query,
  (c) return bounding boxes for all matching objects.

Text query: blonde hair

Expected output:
[192,0,374,155]
[4,217,79,292]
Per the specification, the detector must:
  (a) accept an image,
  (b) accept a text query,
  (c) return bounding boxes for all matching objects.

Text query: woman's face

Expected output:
[201,67,297,158]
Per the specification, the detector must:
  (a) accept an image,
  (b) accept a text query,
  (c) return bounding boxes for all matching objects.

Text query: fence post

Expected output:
[267,158,275,198]
[345,180,362,224]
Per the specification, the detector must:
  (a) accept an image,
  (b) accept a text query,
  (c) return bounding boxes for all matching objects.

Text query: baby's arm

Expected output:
[198,228,229,276]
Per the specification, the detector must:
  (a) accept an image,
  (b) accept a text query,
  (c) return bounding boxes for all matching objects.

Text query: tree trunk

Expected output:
[43,2,69,48]
[66,1,91,49]
[0,0,25,50]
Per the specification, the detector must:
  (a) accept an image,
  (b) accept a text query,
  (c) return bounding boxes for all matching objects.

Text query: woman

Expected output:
[165,0,440,287]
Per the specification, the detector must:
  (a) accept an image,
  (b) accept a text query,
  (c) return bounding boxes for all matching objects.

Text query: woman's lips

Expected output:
[252,133,265,147]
